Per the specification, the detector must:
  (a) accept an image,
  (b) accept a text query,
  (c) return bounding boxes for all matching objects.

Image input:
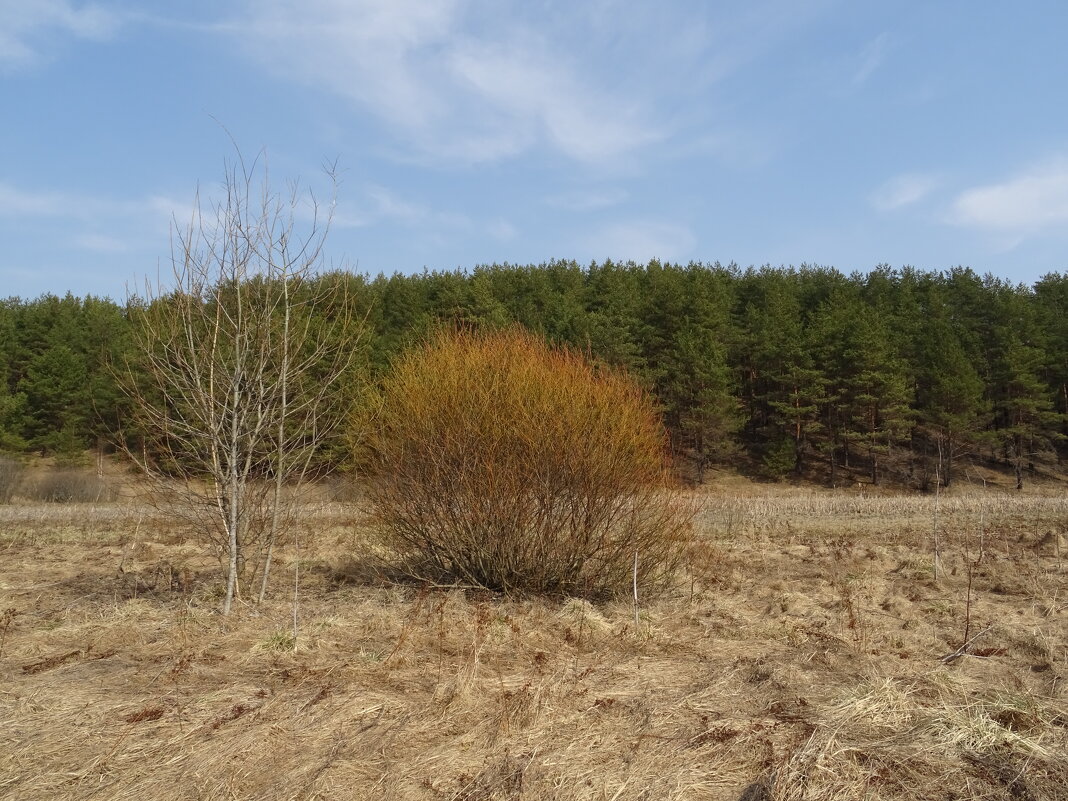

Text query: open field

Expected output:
[1,481,1066,800]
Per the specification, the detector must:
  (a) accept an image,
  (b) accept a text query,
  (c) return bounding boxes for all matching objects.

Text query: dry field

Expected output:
[1,479,1066,800]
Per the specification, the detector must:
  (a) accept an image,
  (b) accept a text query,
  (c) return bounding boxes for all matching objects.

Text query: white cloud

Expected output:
[329,184,432,229]
[950,157,1068,233]
[0,182,69,215]
[0,0,121,69]
[583,220,696,264]
[851,32,890,87]
[0,181,132,220]
[74,232,129,253]
[447,40,660,162]
[870,172,939,212]
[546,188,629,212]
[330,182,483,239]
[233,0,694,166]
[221,1,840,169]
[365,184,426,222]
[0,181,193,249]
[146,194,199,227]
[487,219,517,241]
[241,0,457,131]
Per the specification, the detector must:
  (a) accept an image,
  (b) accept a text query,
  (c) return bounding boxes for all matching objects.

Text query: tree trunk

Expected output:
[694,430,705,485]
[1014,434,1024,491]
[223,323,244,616]
[1062,382,1067,437]
[942,432,953,487]
[260,276,292,603]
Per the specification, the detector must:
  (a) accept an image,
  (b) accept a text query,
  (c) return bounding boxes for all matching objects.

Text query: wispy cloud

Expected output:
[487,218,517,241]
[0,182,70,215]
[146,194,198,224]
[446,39,660,162]
[365,184,426,223]
[331,182,495,249]
[851,32,891,87]
[0,0,121,70]
[950,157,1068,234]
[231,0,749,167]
[0,180,188,254]
[331,184,439,229]
[74,232,129,253]
[0,181,135,220]
[582,220,696,264]
[870,172,940,212]
[546,188,629,212]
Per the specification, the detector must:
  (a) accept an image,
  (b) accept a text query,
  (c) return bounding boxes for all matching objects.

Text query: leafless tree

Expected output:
[122,152,363,615]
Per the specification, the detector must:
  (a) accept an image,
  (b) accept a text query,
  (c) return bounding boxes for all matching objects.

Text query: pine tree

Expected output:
[1034,273,1068,448]
[736,268,828,478]
[642,263,739,481]
[810,285,911,485]
[912,280,987,488]
[0,301,24,451]
[579,260,645,372]
[987,279,1059,489]
[19,343,90,455]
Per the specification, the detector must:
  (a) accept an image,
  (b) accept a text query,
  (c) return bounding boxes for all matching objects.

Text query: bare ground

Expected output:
[1,480,1066,800]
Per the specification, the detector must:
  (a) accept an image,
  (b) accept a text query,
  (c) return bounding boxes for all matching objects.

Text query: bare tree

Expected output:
[122,152,362,615]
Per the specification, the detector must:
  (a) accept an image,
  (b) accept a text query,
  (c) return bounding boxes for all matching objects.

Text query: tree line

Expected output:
[2,261,1066,489]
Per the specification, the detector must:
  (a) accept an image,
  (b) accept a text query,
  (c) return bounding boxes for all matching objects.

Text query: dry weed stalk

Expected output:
[932,449,942,580]
[0,606,17,657]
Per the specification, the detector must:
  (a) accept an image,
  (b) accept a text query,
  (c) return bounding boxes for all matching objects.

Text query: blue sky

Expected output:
[2,1,1068,299]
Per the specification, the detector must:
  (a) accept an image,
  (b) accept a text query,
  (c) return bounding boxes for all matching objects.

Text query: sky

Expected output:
[2,0,1068,300]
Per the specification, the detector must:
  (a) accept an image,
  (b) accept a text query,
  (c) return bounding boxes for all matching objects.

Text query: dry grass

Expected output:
[0,456,24,504]
[25,470,116,504]
[0,481,1065,800]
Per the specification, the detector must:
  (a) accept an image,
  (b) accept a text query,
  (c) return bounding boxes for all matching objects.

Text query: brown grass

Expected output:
[0,481,1065,800]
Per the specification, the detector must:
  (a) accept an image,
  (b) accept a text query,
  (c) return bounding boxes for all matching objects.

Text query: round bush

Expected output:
[362,327,691,598]
[32,469,115,503]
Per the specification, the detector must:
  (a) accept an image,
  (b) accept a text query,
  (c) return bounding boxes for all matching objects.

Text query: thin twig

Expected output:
[632,550,640,634]
[938,624,995,664]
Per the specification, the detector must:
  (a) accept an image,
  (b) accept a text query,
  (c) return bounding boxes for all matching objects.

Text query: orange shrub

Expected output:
[362,327,691,598]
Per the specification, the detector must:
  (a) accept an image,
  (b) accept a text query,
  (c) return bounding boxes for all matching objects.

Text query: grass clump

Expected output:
[0,455,23,503]
[361,326,691,598]
[27,469,114,503]
[258,630,297,653]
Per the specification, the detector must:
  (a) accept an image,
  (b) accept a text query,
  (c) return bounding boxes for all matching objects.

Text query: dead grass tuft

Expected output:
[771,671,1068,801]
[0,455,24,503]
[24,468,115,503]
